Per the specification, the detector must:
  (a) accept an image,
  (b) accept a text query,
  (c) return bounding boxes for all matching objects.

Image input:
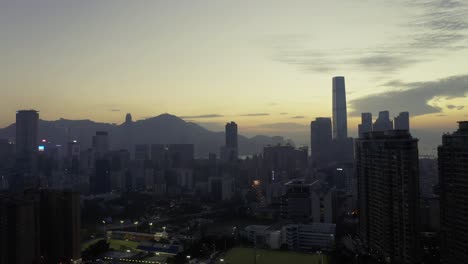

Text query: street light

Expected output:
[134,221,139,232]
[102,220,106,236]
[220,258,224,262]
[317,251,323,264]
[120,220,124,230]
[149,222,153,233]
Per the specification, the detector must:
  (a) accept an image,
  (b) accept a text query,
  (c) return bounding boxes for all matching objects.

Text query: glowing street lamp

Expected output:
[102,220,107,236]
[134,221,139,232]
[149,222,153,233]
[120,220,124,230]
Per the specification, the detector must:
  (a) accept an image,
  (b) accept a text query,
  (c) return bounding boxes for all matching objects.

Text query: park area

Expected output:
[224,247,329,264]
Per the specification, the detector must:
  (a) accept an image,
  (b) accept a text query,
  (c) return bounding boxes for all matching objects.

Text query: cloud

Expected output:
[179,114,224,119]
[291,115,305,119]
[350,74,468,116]
[446,104,464,110]
[240,113,270,117]
[259,122,308,130]
[269,0,468,74]
[110,109,121,112]
[280,112,288,115]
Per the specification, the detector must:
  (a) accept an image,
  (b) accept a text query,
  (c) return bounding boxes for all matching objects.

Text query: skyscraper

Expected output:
[373,111,393,132]
[356,130,420,263]
[439,121,468,264]
[332,76,348,139]
[358,113,373,138]
[222,121,238,162]
[92,131,109,158]
[15,110,39,156]
[394,111,410,131]
[310,117,332,165]
[225,121,238,149]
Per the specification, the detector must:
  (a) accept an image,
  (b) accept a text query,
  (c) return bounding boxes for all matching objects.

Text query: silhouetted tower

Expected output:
[332,76,348,139]
[16,110,39,156]
[310,117,332,165]
[124,113,133,155]
[92,131,109,158]
[439,121,468,264]
[373,111,393,132]
[394,111,410,131]
[358,113,373,138]
[222,122,238,162]
[225,122,238,149]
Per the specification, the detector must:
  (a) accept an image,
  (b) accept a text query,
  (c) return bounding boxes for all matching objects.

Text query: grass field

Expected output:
[108,239,140,251]
[224,247,329,264]
[81,238,140,251]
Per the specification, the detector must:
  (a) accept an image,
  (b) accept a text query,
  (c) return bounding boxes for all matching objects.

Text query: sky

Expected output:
[1,0,468,153]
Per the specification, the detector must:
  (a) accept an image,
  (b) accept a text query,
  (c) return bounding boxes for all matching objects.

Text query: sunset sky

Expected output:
[1,0,468,151]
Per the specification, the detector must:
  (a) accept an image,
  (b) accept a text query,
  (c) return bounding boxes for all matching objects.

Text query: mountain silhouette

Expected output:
[0,113,293,157]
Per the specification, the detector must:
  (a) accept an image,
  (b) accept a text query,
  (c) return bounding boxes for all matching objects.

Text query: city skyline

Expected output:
[1,0,468,140]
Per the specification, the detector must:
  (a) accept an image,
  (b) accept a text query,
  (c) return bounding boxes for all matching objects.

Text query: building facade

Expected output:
[356,130,420,264]
[438,121,468,264]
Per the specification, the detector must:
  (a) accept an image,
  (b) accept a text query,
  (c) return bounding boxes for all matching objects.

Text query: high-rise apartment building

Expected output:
[438,121,468,264]
[356,130,420,264]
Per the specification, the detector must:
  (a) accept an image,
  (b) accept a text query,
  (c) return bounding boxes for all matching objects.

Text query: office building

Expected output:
[92,131,109,158]
[245,225,282,249]
[310,117,332,165]
[332,76,348,139]
[15,110,39,156]
[394,112,410,131]
[439,121,468,264]
[356,130,420,263]
[282,223,336,251]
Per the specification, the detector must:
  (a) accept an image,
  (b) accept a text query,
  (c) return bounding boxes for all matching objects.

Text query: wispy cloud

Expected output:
[179,114,224,119]
[270,0,468,74]
[291,115,305,119]
[350,74,468,116]
[110,109,121,112]
[240,113,270,117]
[260,122,308,129]
[280,112,288,115]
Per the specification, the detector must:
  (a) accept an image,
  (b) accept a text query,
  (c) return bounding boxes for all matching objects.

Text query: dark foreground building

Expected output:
[356,130,420,264]
[439,121,468,264]
[0,190,81,264]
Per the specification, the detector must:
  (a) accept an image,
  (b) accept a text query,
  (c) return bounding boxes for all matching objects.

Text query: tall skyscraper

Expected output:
[356,130,421,263]
[373,111,393,132]
[15,110,39,156]
[222,122,238,162]
[332,76,348,139]
[225,121,238,149]
[310,117,332,165]
[358,112,373,138]
[394,111,410,131]
[438,121,468,264]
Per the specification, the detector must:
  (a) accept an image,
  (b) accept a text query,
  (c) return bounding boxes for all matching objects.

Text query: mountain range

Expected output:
[0,113,293,157]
